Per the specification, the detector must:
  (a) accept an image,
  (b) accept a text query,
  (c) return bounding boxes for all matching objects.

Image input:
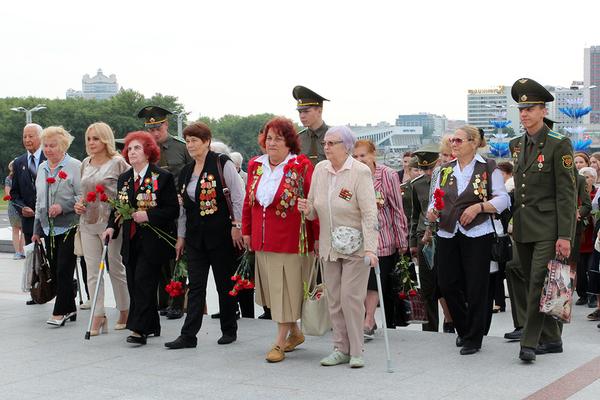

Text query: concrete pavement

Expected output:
[1,252,599,399]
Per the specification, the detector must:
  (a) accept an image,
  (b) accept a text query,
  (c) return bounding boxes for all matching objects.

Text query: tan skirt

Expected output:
[255,251,312,323]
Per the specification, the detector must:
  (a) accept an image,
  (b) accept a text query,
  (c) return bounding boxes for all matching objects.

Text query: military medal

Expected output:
[339,188,353,201]
[537,154,544,170]
[199,172,218,216]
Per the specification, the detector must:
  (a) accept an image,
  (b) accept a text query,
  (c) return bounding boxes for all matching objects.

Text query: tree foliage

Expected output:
[0,89,276,177]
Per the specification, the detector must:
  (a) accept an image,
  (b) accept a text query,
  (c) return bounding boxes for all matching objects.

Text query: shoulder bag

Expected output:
[30,242,56,304]
[301,257,332,336]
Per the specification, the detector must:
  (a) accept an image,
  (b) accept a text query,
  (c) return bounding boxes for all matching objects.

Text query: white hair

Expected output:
[229,151,243,168]
[325,126,357,153]
[24,123,43,136]
[210,141,231,154]
[579,166,597,181]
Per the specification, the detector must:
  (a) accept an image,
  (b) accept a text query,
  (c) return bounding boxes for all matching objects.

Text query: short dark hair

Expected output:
[403,151,413,158]
[183,122,212,142]
[497,161,513,175]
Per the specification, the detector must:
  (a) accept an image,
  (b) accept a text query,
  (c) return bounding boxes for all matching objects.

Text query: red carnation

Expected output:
[46,177,56,184]
[399,292,408,300]
[86,191,97,203]
[408,289,417,297]
[58,170,68,180]
[230,275,238,281]
[95,184,105,193]
[99,193,108,202]
[228,290,237,296]
[3,195,11,201]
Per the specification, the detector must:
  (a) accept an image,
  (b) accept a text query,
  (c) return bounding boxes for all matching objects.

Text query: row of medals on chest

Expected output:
[199,173,218,216]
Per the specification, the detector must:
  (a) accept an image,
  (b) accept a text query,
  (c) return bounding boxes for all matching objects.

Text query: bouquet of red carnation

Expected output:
[165,253,188,298]
[283,154,313,255]
[229,250,255,296]
[46,170,69,256]
[433,188,445,212]
[3,194,11,201]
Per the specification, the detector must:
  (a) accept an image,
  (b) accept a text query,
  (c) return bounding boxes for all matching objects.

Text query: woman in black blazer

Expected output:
[104,131,179,345]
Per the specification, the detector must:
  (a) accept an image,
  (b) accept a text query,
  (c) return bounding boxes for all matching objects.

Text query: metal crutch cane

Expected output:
[74,257,84,305]
[365,256,394,373]
[85,237,110,340]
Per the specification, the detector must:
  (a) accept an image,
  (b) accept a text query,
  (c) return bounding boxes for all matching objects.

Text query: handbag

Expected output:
[327,184,363,255]
[539,257,574,323]
[490,216,512,263]
[301,257,332,336]
[21,242,36,292]
[405,290,429,324]
[30,242,56,304]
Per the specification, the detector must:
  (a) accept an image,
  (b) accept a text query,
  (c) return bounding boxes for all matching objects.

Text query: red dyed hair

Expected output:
[122,131,161,164]
[258,117,301,155]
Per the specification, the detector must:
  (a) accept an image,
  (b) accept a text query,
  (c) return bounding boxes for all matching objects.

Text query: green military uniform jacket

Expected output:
[509,124,576,243]
[158,135,192,186]
[298,122,328,166]
[400,180,413,232]
[409,174,431,248]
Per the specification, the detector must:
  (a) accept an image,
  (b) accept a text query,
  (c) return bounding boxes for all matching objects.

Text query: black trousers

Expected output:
[485,272,498,335]
[367,253,397,328]
[181,237,238,338]
[126,237,162,335]
[437,232,492,348]
[576,252,593,298]
[47,231,77,316]
[418,242,439,332]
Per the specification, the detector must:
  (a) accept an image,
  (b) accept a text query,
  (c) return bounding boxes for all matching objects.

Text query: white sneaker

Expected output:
[320,350,351,366]
[80,300,92,310]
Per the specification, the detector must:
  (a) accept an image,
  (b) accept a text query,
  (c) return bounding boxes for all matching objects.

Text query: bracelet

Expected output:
[480,203,485,213]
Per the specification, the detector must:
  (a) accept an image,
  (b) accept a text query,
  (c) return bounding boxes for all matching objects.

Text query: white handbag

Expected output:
[328,186,362,255]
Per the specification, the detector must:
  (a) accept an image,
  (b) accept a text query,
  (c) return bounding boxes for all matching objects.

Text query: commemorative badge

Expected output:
[562,155,573,169]
[339,188,353,201]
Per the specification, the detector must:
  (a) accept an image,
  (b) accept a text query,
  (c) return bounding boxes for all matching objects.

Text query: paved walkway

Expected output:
[1,252,599,399]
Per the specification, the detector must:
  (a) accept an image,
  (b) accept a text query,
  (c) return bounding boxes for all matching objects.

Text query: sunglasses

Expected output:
[321,140,343,147]
[450,137,473,145]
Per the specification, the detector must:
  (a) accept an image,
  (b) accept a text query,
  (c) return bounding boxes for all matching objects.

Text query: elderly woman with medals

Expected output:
[426,125,510,355]
[242,117,318,363]
[103,131,179,345]
[164,122,244,349]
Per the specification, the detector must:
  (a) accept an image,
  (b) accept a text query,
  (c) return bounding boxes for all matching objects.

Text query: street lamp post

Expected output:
[175,111,191,138]
[10,104,47,124]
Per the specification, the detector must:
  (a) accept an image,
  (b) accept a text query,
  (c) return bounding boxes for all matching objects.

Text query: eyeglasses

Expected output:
[321,140,343,147]
[449,137,473,145]
[265,136,285,143]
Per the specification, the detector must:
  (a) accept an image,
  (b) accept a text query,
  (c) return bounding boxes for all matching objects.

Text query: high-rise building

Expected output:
[395,113,447,137]
[467,85,519,135]
[584,46,600,124]
[547,82,585,129]
[66,69,119,100]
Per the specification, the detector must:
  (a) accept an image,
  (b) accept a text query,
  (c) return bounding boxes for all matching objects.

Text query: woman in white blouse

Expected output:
[427,125,510,356]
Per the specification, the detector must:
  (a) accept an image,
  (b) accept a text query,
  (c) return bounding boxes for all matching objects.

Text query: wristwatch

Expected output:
[232,222,242,229]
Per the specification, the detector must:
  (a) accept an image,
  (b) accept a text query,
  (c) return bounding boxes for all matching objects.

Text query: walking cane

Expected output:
[74,258,84,305]
[365,256,394,373]
[85,237,110,340]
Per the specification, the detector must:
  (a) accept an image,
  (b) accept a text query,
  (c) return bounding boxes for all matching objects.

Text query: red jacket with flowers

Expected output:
[242,154,319,254]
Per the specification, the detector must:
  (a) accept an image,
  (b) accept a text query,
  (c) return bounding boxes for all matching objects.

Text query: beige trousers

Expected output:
[323,256,370,357]
[81,230,129,316]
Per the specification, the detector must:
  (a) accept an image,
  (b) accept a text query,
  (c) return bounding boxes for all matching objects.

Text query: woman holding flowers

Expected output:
[164,122,244,349]
[32,126,82,326]
[103,131,178,345]
[298,126,378,369]
[242,117,317,363]
[426,125,509,355]
[74,122,130,335]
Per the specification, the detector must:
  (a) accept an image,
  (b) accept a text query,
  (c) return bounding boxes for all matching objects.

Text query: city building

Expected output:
[395,113,447,138]
[351,124,423,168]
[584,46,600,124]
[547,82,585,129]
[66,69,119,100]
[446,119,467,134]
[467,85,519,136]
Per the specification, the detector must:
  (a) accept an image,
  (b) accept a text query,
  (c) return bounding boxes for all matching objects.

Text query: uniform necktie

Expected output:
[525,138,535,164]
[130,176,141,239]
[309,131,318,164]
[29,154,37,180]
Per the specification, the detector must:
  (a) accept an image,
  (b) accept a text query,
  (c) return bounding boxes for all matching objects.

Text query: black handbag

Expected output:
[490,215,513,263]
[30,242,56,304]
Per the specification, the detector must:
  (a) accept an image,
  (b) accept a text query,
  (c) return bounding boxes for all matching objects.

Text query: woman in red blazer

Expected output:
[242,117,318,363]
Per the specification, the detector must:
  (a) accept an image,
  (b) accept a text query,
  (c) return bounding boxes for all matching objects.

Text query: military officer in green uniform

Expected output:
[410,145,440,332]
[508,78,576,362]
[138,106,192,320]
[293,85,329,166]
